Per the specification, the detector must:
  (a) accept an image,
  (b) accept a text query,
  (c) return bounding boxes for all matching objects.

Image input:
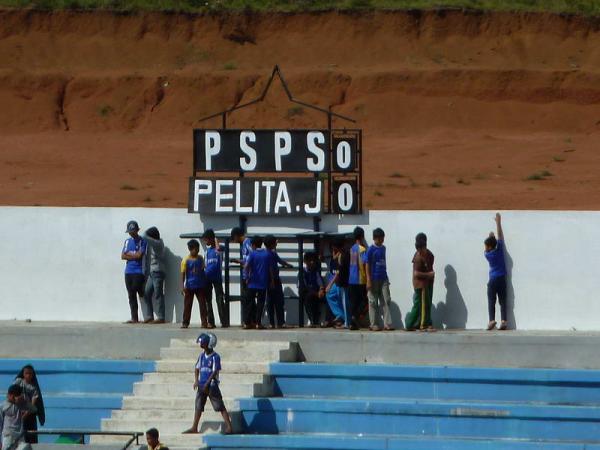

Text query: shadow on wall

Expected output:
[389,297,405,330]
[163,247,183,324]
[504,245,517,330]
[432,264,468,330]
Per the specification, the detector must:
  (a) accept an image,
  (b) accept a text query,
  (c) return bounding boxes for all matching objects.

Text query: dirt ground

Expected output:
[1,9,600,209]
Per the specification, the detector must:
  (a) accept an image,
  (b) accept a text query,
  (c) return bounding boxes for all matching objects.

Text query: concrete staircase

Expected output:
[92,337,298,450]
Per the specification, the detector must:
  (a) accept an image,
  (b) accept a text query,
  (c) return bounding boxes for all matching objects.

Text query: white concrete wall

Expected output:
[0,207,597,330]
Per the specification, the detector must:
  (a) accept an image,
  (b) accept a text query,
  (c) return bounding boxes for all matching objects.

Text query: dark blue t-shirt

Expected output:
[303,268,324,291]
[485,239,507,279]
[122,237,147,275]
[205,246,223,282]
[241,238,253,280]
[268,250,285,284]
[245,248,271,290]
[196,351,221,386]
[182,255,206,289]
[366,244,388,281]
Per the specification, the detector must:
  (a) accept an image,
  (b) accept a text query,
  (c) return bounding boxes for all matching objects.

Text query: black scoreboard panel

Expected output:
[190,129,362,216]
[194,129,330,173]
[188,177,323,216]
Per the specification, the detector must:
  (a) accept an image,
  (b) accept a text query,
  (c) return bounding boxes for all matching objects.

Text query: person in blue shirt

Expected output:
[299,252,332,327]
[348,227,368,331]
[264,235,293,329]
[121,220,147,324]
[202,229,228,328]
[243,236,271,330]
[366,228,394,331]
[485,213,508,331]
[231,227,253,327]
[180,239,209,329]
[183,333,232,435]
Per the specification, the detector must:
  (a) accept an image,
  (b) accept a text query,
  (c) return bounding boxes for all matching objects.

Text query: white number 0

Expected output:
[336,141,351,170]
[337,183,354,212]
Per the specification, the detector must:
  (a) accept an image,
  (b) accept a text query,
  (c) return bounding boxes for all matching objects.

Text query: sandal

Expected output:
[499,321,508,330]
[369,325,381,331]
[487,320,497,331]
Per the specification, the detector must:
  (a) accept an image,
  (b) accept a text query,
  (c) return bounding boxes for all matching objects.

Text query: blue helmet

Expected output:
[196,332,217,349]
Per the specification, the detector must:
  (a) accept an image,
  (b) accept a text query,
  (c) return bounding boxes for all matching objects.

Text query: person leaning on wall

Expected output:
[142,226,166,324]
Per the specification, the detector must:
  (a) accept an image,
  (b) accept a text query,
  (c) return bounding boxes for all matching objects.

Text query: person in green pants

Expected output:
[405,233,436,331]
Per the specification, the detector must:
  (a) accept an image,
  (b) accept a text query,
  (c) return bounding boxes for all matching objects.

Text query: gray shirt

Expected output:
[1,398,36,438]
[143,234,166,273]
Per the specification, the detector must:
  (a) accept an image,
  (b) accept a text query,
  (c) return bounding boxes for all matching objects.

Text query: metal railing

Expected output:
[27,430,143,450]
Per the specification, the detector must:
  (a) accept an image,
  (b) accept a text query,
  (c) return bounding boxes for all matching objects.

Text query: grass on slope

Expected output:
[1,0,600,16]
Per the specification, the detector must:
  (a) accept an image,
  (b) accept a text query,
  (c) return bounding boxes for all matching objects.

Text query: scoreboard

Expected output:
[188,129,362,216]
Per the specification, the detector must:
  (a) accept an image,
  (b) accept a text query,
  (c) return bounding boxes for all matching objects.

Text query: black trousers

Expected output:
[24,413,38,444]
[348,284,367,327]
[487,275,507,322]
[244,287,266,326]
[125,273,145,321]
[206,279,229,327]
[302,289,333,325]
[267,283,285,327]
[240,280,247,326]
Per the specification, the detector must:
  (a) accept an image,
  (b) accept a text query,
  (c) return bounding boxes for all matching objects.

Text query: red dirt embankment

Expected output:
[1,10,600,209]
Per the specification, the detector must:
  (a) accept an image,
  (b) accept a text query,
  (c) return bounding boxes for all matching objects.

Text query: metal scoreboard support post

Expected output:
[184,65,362,327]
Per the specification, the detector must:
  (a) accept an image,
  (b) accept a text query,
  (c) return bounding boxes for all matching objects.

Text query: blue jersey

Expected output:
[485,239,507,279]
[366,244,388,281]
[205,246,223,282]
[349,243,367,285]
[241,238,253,280]
[245,248,271,290]
[122,237,146,274]
[181,255,206,289]
[196,351,221,386]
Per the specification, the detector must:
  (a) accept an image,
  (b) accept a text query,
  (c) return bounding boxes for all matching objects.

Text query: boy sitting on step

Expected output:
[183,333,233,435]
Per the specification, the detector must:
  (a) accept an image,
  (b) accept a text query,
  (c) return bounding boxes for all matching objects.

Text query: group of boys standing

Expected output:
[122,213,509,331]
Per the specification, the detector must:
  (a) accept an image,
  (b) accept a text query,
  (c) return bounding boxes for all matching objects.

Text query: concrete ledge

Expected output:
[4,321,600,369]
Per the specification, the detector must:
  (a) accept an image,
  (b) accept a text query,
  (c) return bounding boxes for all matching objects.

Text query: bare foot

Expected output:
[182,428,198,434]
[487,320,497,331]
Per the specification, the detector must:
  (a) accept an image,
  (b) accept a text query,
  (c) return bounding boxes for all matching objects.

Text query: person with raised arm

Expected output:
[484,213,508,331]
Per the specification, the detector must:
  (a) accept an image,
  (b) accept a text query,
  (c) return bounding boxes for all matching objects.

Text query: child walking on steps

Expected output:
[485,213,508,331]
[183,333,233,435]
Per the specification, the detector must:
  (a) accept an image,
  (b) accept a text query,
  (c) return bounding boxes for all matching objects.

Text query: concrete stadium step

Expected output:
[143,372,265,384]
[169,339,291,349]
[155,360,270,374]
[121,395,237,411]
[160,347,282,362]
[132,381,273,398]
[202,433,600,450]
[236,397,600,442]
[111,408,226,421]
[101,418,234,435]
[270,363,600,405]
[91,432,205,449]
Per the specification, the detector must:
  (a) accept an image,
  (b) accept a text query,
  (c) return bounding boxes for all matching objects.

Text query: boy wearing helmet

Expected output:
[183,333,233,435]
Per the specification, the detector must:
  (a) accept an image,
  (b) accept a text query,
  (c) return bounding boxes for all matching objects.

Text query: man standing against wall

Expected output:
[121,220,147,324]
[142,226,166,324]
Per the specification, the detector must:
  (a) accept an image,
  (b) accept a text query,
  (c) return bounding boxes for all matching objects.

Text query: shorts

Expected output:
[195,384,225,412]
